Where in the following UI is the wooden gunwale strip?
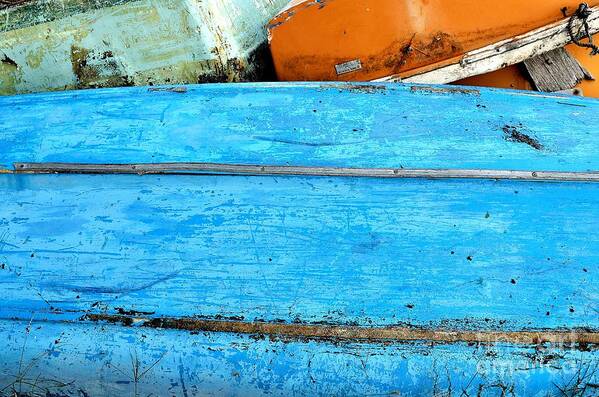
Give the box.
[86,314,599,345]
[10,162,599,182]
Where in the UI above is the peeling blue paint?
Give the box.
[1,83,598,171]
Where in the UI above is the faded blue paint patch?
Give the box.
[0,173,597,331]
[1,83,599,171]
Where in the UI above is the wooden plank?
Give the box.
[1,173,597,331]
[2,82,599,395]
[1,174,598,394]
[374,6,599,84]
[1,83,599,172]
[524,48,594,92]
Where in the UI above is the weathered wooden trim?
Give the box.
[12,162,599,182]
[374,6,599,84]
[86,314,599,346]
[524,47,594,92]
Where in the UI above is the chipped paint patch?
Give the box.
[410,85,481,95]
[148,86,187,93]
[0,53,20,94]
[503,124,544,150]
[70,45,132,88]
[320,83,387,93]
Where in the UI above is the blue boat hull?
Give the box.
[0,83,598,396]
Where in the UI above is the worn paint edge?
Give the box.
[10,162,599,182]
[85,314,599,347]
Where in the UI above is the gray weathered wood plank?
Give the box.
[524,48,594,92]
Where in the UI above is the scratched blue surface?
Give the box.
[0,82,599,171]
[1,174,598,331]
[1,83,599,396]
[1,319,596,397]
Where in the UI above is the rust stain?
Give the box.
[410,85,481,95]
[278,33,465,82]
[70,45,133,89]
[70,46,97,86]
[385,32,464,74]
[85,314,599,347]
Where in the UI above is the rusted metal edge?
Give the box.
[86,314,599,346]
[10,162,599,182]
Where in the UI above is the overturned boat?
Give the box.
[0,82,598,395]
[0,0,289,95]
[269,0,599,96]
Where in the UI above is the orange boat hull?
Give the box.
[269,0,599,96]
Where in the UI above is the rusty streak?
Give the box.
[11,162,599,182]
[85,314,599,346]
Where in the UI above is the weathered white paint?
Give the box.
[0,0,288,94]
[374,6,599,84]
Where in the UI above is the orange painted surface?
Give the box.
[456,67,534,92]
[268,0,599,95]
